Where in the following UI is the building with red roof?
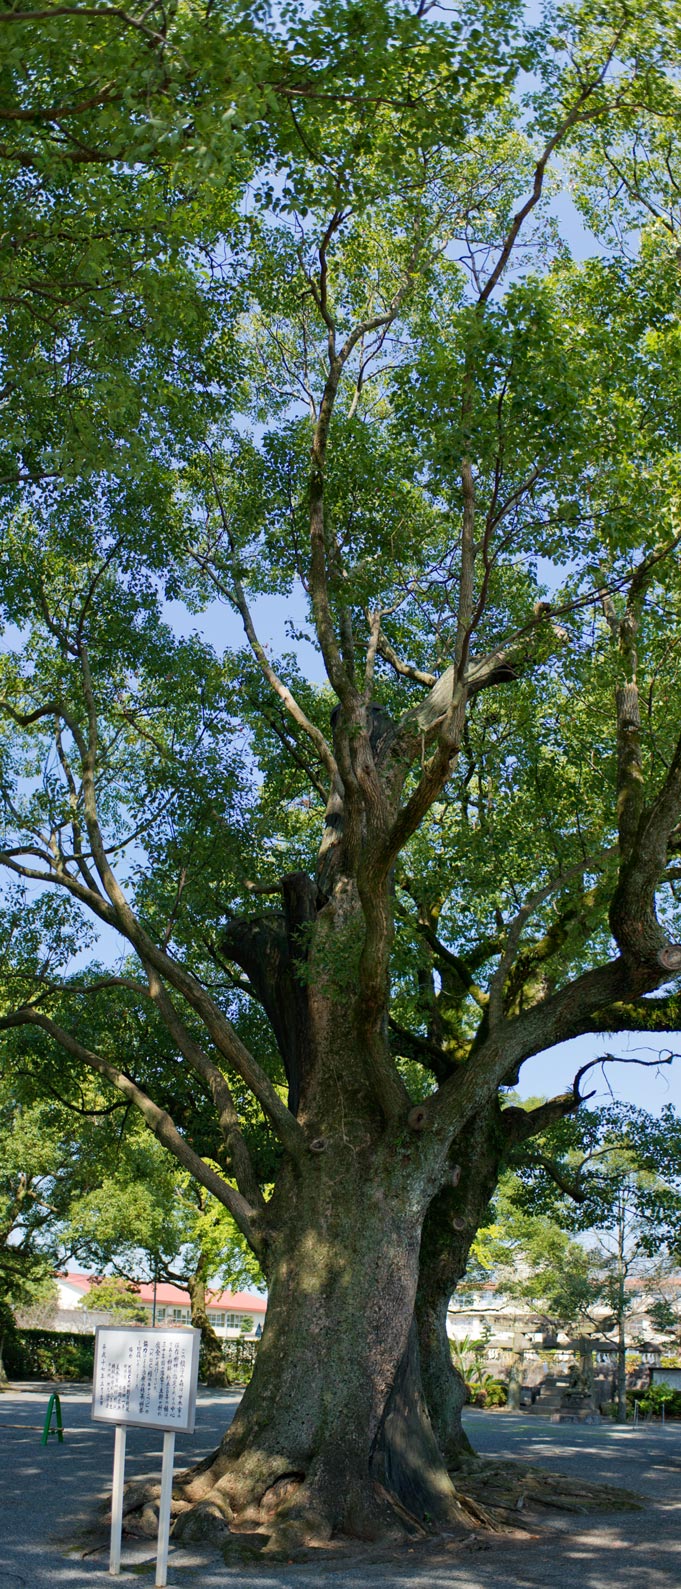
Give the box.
[55,1272,267,1337]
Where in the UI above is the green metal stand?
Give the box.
[41,1392,64,1445]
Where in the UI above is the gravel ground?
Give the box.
[1,1383,679,1588]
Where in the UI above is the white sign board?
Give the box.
[92,1326,200,1433]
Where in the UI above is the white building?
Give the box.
[55,1273,267,1337]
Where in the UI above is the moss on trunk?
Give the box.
[171,1132,468,1551]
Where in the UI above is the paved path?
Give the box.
[1,1384,679,1587]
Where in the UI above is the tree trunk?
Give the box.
[578,1341,596,1410]
[616,1317,628,1423]
[173,1135,468,1552]
[416,1100,506,1468]
[187,1268,227,1388]
[615,1212,628,1422]
[0,1304,15,1390]
[506,1356,522,1411]
[416,1244,473,1469]
[203,883,508,1549]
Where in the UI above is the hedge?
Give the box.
[5,1328,95,1381]
[6,1328,259,1384]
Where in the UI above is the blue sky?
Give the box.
[5,20,679,1122]
[163,578,681,1120]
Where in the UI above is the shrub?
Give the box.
[220,1336,258,1384]
[5,1329,95,1380]
[8,1326,260,1387]
[465,1374,507,1408]
[482,1380,508,1408]
[635,1383,681,1418]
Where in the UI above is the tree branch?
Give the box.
[196,459,338,784]
[0,1008,261,1251]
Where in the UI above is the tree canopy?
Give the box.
[2,0,681,1550]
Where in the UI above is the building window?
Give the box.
[207,1311,225,1327]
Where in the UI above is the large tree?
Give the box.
[3,0,681,1552]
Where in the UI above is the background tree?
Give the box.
[69,1130,264,1382]
[80,1274,147,1323]
[0,1084,62,1384]
[2,0,681,1552]
[499,1103,681,1419]
[0,1047,131,1378]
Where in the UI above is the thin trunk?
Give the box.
[187,1267,227,1388]
[506,1355,522,1411]
[615,1200,628,1422]
[616,1316,627,1422]
[579,1341,596,1409]
[0,1305,14,1390]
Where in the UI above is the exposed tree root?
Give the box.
[113,1448,643,1560]
[450,1456,643,1531]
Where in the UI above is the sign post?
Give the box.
[109,1424,126,1575]
[156,1430,176,1588]
[91,1326,200,1583]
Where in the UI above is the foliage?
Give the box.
[633,1383,681,1418]
[4,1328,95,1382]
[489,1209,602,1338]
[0,1067,99,1318]
[481,1103,681,1420]
[80,1275,147,1322]
[4,1324,258,1386]
[449,1332,489,1381]
[647,1299,679,1336]
[475,1379,508,1408]
[217,1336,259,1387]
[488,1105,681,1342]
[3,0,681,1535]
[66,1125,265,1294]
[449,1331,507,1406]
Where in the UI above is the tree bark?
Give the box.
[197,867,606,1546]
[616,1313,628,1422]
[174,1136,466,1552]
[416,1099,507,1467]
[186,1267,228,1388]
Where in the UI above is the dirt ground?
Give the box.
[1,1382,679,1588]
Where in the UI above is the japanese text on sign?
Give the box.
[91,1327,200,1432]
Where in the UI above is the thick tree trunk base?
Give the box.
[118,1449,642,1560]
[122,1455,412,1558]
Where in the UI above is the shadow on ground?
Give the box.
[1,1388,679,1588]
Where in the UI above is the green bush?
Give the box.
[5,1328,95,1381]
[220,1337,258,1384]
[465,1374,508,1408]
[8,1326,260,1387]
[634,1383,681,1418]
[482,1380,508,1408]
